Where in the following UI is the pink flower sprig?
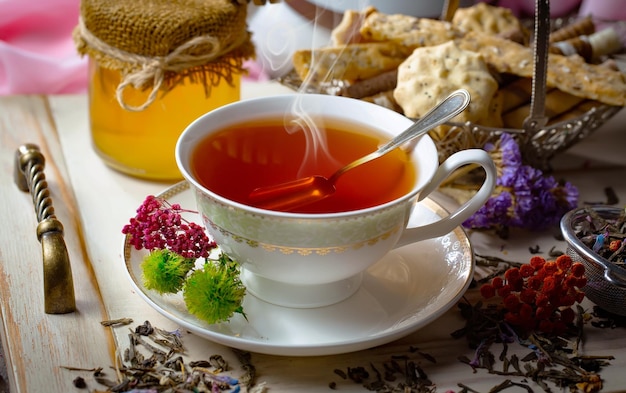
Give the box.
[122,195,216,259]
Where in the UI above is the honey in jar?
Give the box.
[74,0,255,180]
[88,63,241,180]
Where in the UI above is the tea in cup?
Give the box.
[176,94,496,308]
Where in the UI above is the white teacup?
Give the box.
[176,94,495,308]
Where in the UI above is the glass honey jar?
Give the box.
[74,0,255,180]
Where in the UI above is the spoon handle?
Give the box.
[328,89,470,183]
[377,89,470,155]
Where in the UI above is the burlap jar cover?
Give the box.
[73,0,255,111]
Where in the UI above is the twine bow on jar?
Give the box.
[74,0,255,112]
[76,17,248,112]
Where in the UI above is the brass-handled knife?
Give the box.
[14,144,76,314]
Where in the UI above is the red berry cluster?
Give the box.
[122,195,216,259]
[480,255,587,336]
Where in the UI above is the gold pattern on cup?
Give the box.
[208,219,401,256]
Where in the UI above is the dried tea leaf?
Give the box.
[100,318,133,327]
[209,354,229,371]
[134,320,154,336]
[189,360,212,368]
[418,351,437,364]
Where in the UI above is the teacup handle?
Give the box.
[395,149,496,248]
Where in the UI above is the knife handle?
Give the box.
[14,144,76,314]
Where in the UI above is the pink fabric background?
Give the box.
[0,0,88,94]
[0,0,267,95]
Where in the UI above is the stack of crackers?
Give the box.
[290,3,625,138]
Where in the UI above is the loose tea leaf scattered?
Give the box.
[64,320,260,392]
[329,350,437,392]
[547,246,563,258]
[100,318,133,327]
[72,376,86,389]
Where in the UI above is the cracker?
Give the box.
[452,2,528,43]
[292,41,412,83]
[393,41,499,123]
[360,11,457,49]
[457,31,626,106]
[330,6,376,46]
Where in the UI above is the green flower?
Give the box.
[141,249,195,294]
[183,254,247,324]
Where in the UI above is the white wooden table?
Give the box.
[1,82,626,392]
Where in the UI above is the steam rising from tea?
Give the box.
[250,3,364,181]
[237,1,416,212]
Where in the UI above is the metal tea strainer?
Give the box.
[560,206,626,316]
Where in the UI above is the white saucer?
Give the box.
[123,181,474,356]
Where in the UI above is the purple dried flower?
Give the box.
[463,190,513,229]
[485,132,522,187]
[509,166,579,230]
[463,133,579,230]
